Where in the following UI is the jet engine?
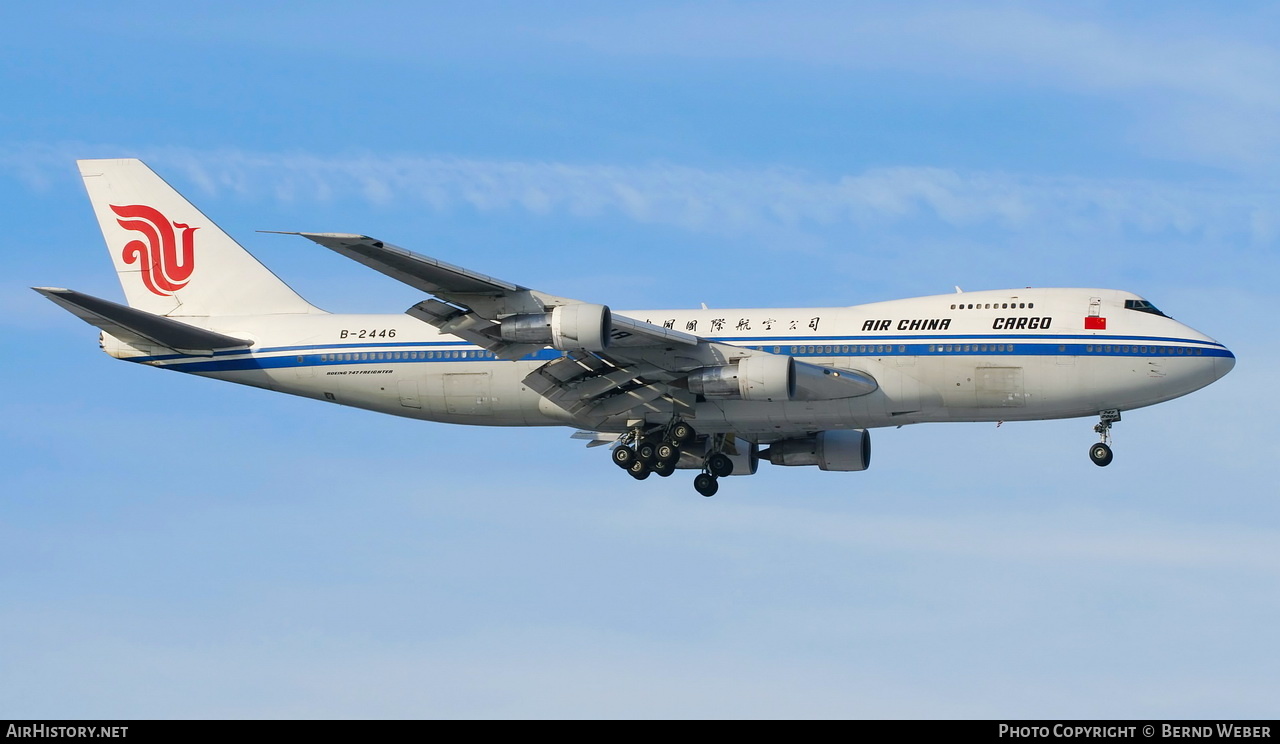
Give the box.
[687,354,795,401]
[688,356,877,402]
[499,303,612,352]
[764,429,871,471]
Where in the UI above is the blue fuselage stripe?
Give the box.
[145,336,1235,373]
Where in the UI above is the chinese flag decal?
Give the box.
[1085,316,1107,330]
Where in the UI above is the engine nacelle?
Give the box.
[723,441,760,476]
[765,429,871,472]
[499,303,612,352]
[687,354,795,401]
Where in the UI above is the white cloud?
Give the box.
[4,144,1278,247]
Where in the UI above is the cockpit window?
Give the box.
[1124,299,1169,317]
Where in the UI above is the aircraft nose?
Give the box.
[1214,348,1236,381]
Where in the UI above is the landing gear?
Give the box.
[706,452,733,478]
[1090,409,1121,467]
[671,422,695,446]
[612,420,696,484]
[609,421,750,497]
[612,445,636,469]
[628,459,651,480]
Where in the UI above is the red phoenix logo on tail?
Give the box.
[110,204,198,297]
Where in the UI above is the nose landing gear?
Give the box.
[1090,409,1120,467]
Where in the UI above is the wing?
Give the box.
[287,232,875,430]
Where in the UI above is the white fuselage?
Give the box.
[104,287,1234,441]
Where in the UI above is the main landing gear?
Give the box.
[1089,409,1120,467]
[611,421,730,496]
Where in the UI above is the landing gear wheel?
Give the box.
[706,452,734,478]
[628,459,651,480]
[612,445,636,469]
[652,460,676,477]
[656,442,679,463]
[1090,409,1120,467]
[694,473,719,497]
[636,442,657,464]
[671,422,695,446]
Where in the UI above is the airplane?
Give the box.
[36,159,1236,497]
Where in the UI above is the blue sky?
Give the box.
[2,1,1277,719]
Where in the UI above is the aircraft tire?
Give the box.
[636,442,657,464]
[612,445,636,469]
[1089,442,1114,467]
[707,453,734,478]
[628,459,651,480]
[671,422,695,445]
[656,442,679,462]
[694,473,719,497]
[652,460,675,477]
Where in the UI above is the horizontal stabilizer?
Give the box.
[33,287,252,356]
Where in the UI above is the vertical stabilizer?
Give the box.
[78,158,321,317]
